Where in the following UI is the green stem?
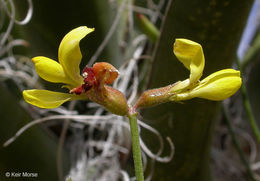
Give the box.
[240,81,260,143]
[236,58,260,144]
[128,112,144,181]
[222,105,256,181]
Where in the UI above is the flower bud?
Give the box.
[137,14,160,43]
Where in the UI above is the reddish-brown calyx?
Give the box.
[70,62,119,95]
[70,62,129,116]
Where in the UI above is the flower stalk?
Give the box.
[128,110,144,181]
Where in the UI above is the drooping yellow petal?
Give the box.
[32,56,77,86]
[197,69,240,87]
[23,89,85,109]
[58,26,94,85]
[191,76,241,100]
[172,69,242,101]
[173,39,205,85]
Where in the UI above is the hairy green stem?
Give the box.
[128,112,144,181]
[236,58,260,144]
[222,105,256,181]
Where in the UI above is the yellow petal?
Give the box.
[32,56,76,86]
[173,69,242,101]
[173,39,205,85]
[23,89,81,108]
[192,76,241,101]
[58,26,94,85]
[197,69,240,87]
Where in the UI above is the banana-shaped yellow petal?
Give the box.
[23,89,86,108]
[32,56,77,87]
[58,26,94,85]
[173,39,205,86]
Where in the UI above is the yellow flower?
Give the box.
[170,39,241,101]
[134,39,242,109]
[23,26,93,108]
[23,26,128,115]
